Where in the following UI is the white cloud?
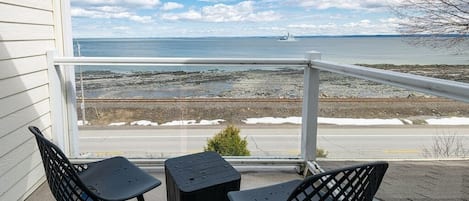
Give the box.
[128,15,153,23]
[379,17,402,24]
[288,24,317,29]
[293,0,391,10]
[161,10,202,20]
[285,18,398,35]
[161,1,280,22]
[344,19,372,28]
[202,1,254,22]
[113,26,130,30]
[93,6,127,12]
[161,2,184,11]
[71,0,160,8]
[340,18,397,34]
[287,23,339,34]
[71,7,153,23]
[198,0,234,2]
[70,0,399,37]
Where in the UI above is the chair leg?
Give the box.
[137,195,145,201]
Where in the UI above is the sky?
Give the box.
[70,0,402,38]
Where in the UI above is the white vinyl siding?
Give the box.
[0,40,56,60]
[0,3,54,25]
[0,0,67,200]
[0,70,50,99]
[1,0,53,11]
[0,22,55,41]
[0,56,48,80]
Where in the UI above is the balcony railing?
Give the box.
[47,51,469,170]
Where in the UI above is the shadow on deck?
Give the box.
[26,160,469,201]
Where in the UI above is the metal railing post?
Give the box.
[64,65,80,157]
[47,51,79,157]
[301,51,321,162]
[46,51,68,153]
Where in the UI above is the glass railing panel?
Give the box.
[317,71,469,159]
[75,65,304,158]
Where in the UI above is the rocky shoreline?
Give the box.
[77,64,469,99]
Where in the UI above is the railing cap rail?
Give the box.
[53,56,310,66]
[312,60,469,103]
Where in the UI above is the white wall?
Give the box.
[0,0,72,200]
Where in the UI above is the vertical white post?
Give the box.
[47,51,79,157]
[46,51,67,152]
[65,67,80,157]
[301,51,321,161]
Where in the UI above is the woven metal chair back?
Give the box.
[288,162,388,201]
[29,126,95,201]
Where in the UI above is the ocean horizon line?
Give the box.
[73,34,468,40]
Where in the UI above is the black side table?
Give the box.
[165,151,241,201]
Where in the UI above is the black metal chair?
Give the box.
[228,162,388,201]
[29,126,161,201]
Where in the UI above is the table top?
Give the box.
[165,151,241,192]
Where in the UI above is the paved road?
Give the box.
[78,126,469,159]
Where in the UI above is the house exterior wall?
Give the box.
[0,0,72,200]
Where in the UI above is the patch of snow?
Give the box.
[425,117,469,125]
[109,122,126,126]
[161,119,225,126]
[243,117,301,124]
[161,120,197,126]
[199,119,225,125]
[242,116,404,125]
[319,117,404,125]
[401,119,413,125]
[77,120,89,126]
[101,117,469,127]
[130,120,158,126]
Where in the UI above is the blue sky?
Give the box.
[70,0,401,38]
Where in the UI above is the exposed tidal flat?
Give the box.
[75,64,469,126]
[77,64,469,99]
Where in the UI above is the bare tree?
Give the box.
[392,0,469,48]
[422,132,469,158]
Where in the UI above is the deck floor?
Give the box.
[26,160,469,201]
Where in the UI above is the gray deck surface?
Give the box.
[26,160,469,201]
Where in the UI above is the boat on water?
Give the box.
[278,32,296,41]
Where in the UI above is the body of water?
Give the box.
[74,36,468,73]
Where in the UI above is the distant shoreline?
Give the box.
[73,34,468,40]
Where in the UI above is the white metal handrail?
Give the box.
[53,56,309,66]
[312,60,469,103]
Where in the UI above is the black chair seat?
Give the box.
[29,126,161,201]
[228,180,303,201]
[228,162,388,201]
[78,156,161,200]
